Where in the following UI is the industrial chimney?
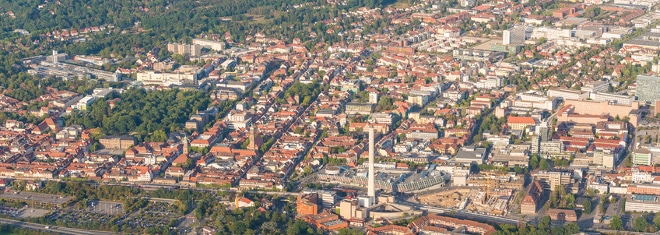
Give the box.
[368,125,375,201]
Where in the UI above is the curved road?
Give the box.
[0,217,114,235]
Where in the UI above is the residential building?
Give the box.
[99,136,136,150]
[593,149,615,170]
[507,116,536,131]
[409,214,497,235]
[345,103,375,115]
[540,140,564,156]
[534,171,572,191]
[167,43,202,56]
[628,184,660,196]
[235,197,255,208]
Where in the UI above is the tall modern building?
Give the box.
[368,125,376,202]
[637,75,660,103]
[503,25,533,45]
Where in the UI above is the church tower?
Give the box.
[183,135,189,155]
[248,125,257,150]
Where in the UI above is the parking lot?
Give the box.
[17,207,50,218]
[88,200,123,215]
[118,202,180,231]
[50,209,117,228]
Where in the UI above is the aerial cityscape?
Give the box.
[0,0,660,234]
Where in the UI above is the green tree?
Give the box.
[182,158,194,169]
[539,158,550,170]
[152,130,167,142]
[583,199,592,214]
[530,154,540,169]
[633,216,649,232]
[653,214,660,229]
[539,216,551,231]
[240,139,250,149]
[303,166,312,176]
[564,222,579,234]
[610,215,623,230]
[565,194,575,209]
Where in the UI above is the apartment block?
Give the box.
[167,43,202,57]
[534,171,572,191]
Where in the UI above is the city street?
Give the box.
[0,217,114,235]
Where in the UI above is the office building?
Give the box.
[302,189,337,208]
[339,199,368,220]
[547,88,589,100]
[297,193,319,215]
[633,148,653,166]
[503,25,532,45]
[590,92,635,106]
[192,39,226,51]
[625,194,660,213]
[581,81,610,93]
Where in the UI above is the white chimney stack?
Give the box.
[368,125,376,200]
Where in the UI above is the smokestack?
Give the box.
[368,125,375,200]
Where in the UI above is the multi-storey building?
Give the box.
[633,148,653,166]
[167,43,202,56]
[297,193,319,216]
[521,181,544,214]
[590,92,635,106]
[581,81,610,93]
[99,135,136,150]
[625,194,660,213]
[534,171,572,191]
[507,116,537,131]
[546,88,589,100]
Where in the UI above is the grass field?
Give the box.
[390,0,412,9]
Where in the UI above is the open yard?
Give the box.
[418,188,472,208]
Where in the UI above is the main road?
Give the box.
[0,217,114,235]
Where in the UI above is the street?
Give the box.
[0,217,114,235]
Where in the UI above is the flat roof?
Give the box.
[0,192,73,205]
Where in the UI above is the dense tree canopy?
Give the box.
[496,216,579,235]
[65,88,210,138]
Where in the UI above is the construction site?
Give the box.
[417,187,516,217]
[418,188,472,209]
[465,189,514,216]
